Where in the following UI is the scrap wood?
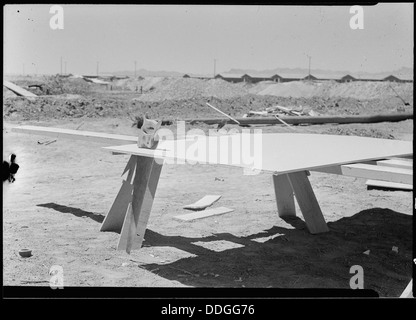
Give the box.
[183,195,222,210]
[206,102,241,125]
[3,80,38,97]
[174,207,234,221]
[274,115,296,130]
[37,139,57,145]
[247,110,268,117]
[366,179,412,191]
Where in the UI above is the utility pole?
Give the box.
[134,61,137,78]
[307,55,311,80]
[60,56,63,75]
[64,61,67,74]
[213,58,216,78]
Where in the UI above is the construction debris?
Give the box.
[3,80,38,97]
[184,195,222,211]
[174,207,234,221]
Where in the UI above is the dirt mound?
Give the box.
[3,96,130,120]
[256,81,413,101]
[257,81,321,98]
[136,78,250,102]
[113,77,166,92]
[324,127,396,139]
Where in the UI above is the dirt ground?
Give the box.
[2,76,413,297]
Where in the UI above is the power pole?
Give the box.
[60,56,63,75]
[64,61,67,74]
[307,55,311,80]
[213,58,216,78]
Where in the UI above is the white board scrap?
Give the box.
[174,207,234,221]
[3,80,38,97]
[183,195,222,210]
[366,179,413,191]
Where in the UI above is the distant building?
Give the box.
[270,74,284,82]
[241,74,254,83]
[383,75,403,83]
[215,73,245,83]
[339,74,356,83]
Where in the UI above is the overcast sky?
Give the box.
[3,4,414,75]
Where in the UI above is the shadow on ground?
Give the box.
[37,202,105,223]
[138,208,412,297]
[35,202,412,297]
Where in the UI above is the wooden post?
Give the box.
[272,174,296,217]
[286,171,329,234]
[100,179,133,233]
[117,156,163,253]
[134,158,163,248]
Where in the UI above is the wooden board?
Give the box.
[174,207,234,221]
[3,81,38,97]
[376,159,413,169]
[183,195,222,210]
[12,125,137,145]
[366,180,413,191]
[313,163,413,184]
[103,133,412,174]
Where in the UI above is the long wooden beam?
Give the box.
[376,159,413,169]
[311,163,413,184]
[182,112,413,126]
[12,125,137,145]
[3,81,38,97]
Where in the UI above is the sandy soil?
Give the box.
[2,116,413,297]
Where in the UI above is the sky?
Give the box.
[3,4,414,76]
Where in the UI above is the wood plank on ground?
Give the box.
[183,195,222,210]
[3,80,38,97]
[376,159,413,169]
[174,207,234,221]
[312,163,413,184]
[366,179,413,190]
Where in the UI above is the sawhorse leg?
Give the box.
[273,171,329,234]
[100,155,163,253]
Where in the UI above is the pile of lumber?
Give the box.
[244,105,319,118]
